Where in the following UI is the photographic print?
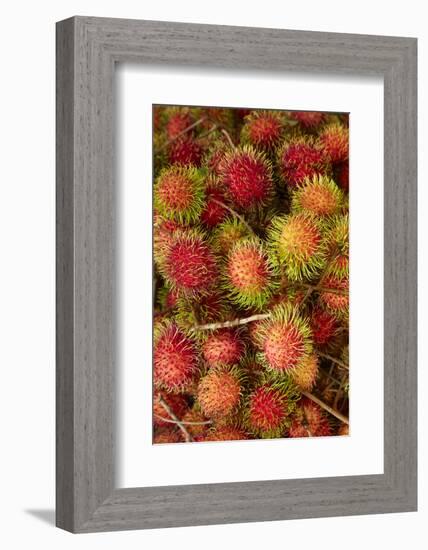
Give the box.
[153,105,349,444]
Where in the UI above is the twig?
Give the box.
[302,391,349,425]
[154,413,213,427]
[198,124,218,140]
[221,128,237,150]
[159,117,206,151]
[210,198,255,235]
[157,396,193,442]
[193,312,271,331]
[318,352,349,370]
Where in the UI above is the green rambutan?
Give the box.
[255,304,313,373]
[154,165,205,224]
[289,110,327,130]
[203,425,250,442]
[202,329,245,368]
[223,238,277,309]
[154,321,200,392]
[245,383,293,438]
[291,175,345,217]
[219,145,274,210]
[290,353,319,391]
[153,391,188,427]
[153,427,183,444]
[268,213,328,281]
[197,366,243,419]
[324,214,349,278]
[240,110,285,150]
[159,229,218,297]
[319,123,349,164]
[288,397,332,438]
[168,136,202,166]
[212,217,250,256]
[277,136,330,188]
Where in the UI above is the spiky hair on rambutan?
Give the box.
[153,427,183,444]
[154,320,200,392]
[219,145,274,211]
[202,329,245,369]
[277,135,330,188]
[158,228,219,298]
[288,397,332,438]
[153,217,187,269]
[154,165,205,224]
[181,407,210,438]
[153,391,189,428]
[202,138,229,175]
[318,273,349,320]
[222,238,277,310]
[324,214,349,279]
[244,380,297,438]
[197,366,244,420]
[318,123,349,164]
[200,175,229,228]
[175,290,231,330]
[291,175,345,218]
[310,306,339,345]
[289,110,327,130]
[268,212,328,281]
[164,106,194,139]
[203,425,250,442]
[168,136,202,166]
[212,217,251,256]
[289,353,319,391]
[240,110,286,151]
[254,303,313,374]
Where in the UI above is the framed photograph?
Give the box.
[56,16,417,532]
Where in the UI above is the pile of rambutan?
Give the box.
[153,105,349,444]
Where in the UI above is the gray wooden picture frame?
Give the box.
[56,16,417,533]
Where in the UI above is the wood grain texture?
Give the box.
[56,16,417,533]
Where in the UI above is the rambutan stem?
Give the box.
[318,352,349,370]
[194,312,271,331]
[154,413,213,427]
[302,391,349,425]
[210,198,255,235]
[221,128,237,150]
[160,117,206,151]
[158,396,194,442]
[198,124,218,139]
[301,284,348,296]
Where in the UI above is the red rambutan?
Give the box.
[166,108,193,139]
[334,161,349,192]
[289,110,327,130]
[200,177,229,228]
[153,391,188,427]
[197,367,243,419]
[154,321,200,392]
[181,408,210,438]
[241,110,285,150]
[153,427,183,444]
[338,423,349,436]
[290,353,319,391]
[291,175,344,217]
[289,397,332,438]
[319,274,349,319]
[168,136,202,166]
[219,146,274,210]
[319,123,349,164]
[246,384,290,438]
[310,307,338,345]
[278,136,329,188]
[202,329,245,368]
[203,425,249,442]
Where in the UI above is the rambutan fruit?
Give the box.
[334,161,349,192]
[240,110,285,151]
[268,213,328,281]
[154,321,200,392]
[319,274,349,319]
[212,217,250,256]
[324,214,349,278]
[175,290,230,330]
[291,175,345,217]
[159,229,218,297]
[245,383,293,438]
[290,353,319,391]
[338,423,349,436]
[310,306,338,345]
[197,367,243,419]
[318,123,349,164]
[203,425,249,442]
[181,407,210,438]
[165,107,193,139]
[223,238,277,309]
[289,110,327,130]
[219,145,274,210]
[277,136,330,188]
[255,304,313,373]
[168,136,202,166]
[154,166,205,224]
[153,217,186,269]
[153,427,183,444]
[203,139,229,175]
[288,397,332,438]
[153,391,188,427]
[200,176,229,228]
[202,329,245,368]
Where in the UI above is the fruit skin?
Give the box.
[240,110,285,151]
[197,367,243,419]
[153,391,188,427]
[219,145,274,210]
[319,274,349,319]
[154,165,205,224]
[290,353,319,391]
[289,110,327,130]
[245,383,295,438]
[165,107,193,139]
[154,321,200,392]
[319,123,349,164]
[153,217,186,269]
[212,217,250,256]
[291,175,345,217]
[324,214,349,279]
[288,397,332,438]
[202,329,245,368]
[310,307,338,345]
[203,425,249,441]
[159,229,218,298]
[268,213,328,281]
[277,136,330,188]
[168,136,202,166]
[200,176,229,228]
[255,304,313,373]
[181,408,210,438]
[153,427,183,444]
[338,423,349,436]
[223,238,277,309]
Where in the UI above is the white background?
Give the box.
[118,67,383,487]
[0,1,425,549]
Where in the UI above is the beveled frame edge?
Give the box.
[56,16,417,533]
